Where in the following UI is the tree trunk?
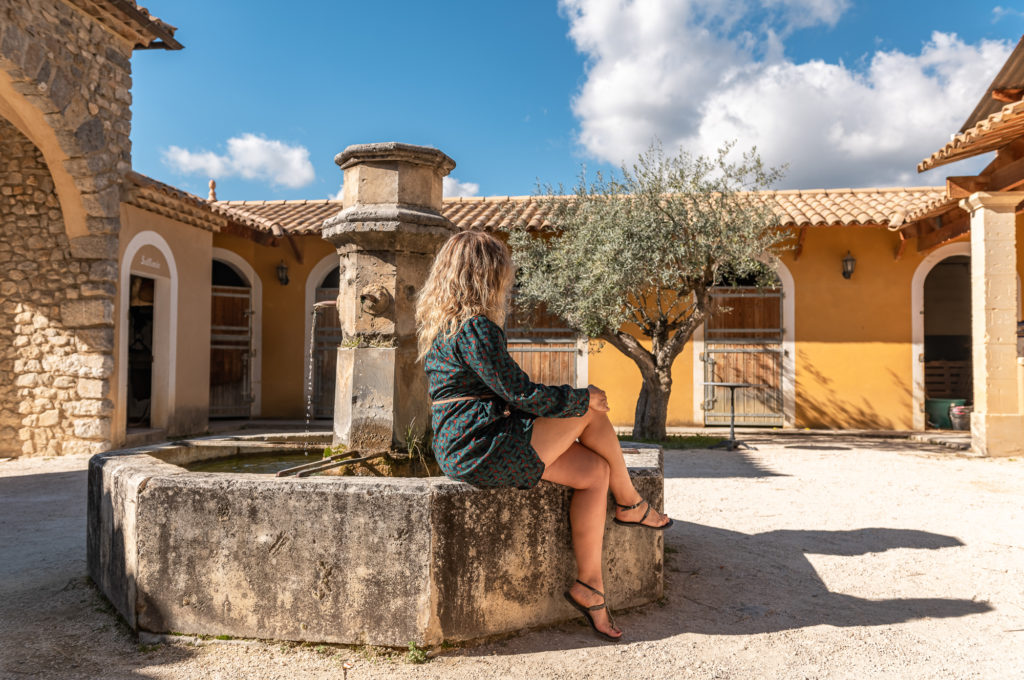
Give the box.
[631,367,672,441]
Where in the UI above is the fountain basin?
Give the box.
[87,435,665,646]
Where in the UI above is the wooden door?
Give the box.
[210,285,252,418]
[312,287,341,419]
[703,286,784,426]
[508,339,578,387]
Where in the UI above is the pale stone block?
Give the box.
[38,410,59,427]
[60,298,113,328]
[68,399,114,417]
[77,378,106,399]
[74,417,111,440]
[971,413,1024,457]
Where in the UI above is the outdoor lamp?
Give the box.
[276,260,290,286]
[841,251,856,279]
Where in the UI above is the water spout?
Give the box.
[303,305,324,454]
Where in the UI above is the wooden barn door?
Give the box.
[506,294,581,387]
[508,338,578,386]
[703,286,784,426]
[210,285,253,418]
[313,286,341,419]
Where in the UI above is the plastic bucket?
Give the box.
[949,405,972,431]
[925,398,966,429]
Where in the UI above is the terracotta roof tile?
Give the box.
[198,187,946,236]
[213,199,341,237]
[919,97,1024,172]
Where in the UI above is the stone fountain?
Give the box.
[86,143,665,647]
[321,142,456,452]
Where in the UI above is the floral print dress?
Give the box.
[425,315,590,489]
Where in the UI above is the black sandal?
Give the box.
[563,579,622,642]
[613,498,674,530]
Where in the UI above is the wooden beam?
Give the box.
[894,230,908,261]
[946,175,989,198]
[284,232,304,265]
[986,137,1024,174]
[917,212,970,252]
[220,222,279,246]
[988,154,1024,191]
[793,226,807,261]
[992,87,1024,103]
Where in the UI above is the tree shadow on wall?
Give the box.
[797,358,913,430]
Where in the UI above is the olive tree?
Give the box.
[505,143,787,440]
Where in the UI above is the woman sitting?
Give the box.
[416,230,671,641]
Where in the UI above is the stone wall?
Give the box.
[0,118,113,456]
[0,0,139,455]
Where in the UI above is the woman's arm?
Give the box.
[456,316,590,418]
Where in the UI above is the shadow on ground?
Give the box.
[458,521,990,657]
[661,448,787,478]
[0,467,198,678]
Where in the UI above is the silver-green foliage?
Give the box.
[505,142,788,437]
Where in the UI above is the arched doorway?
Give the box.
[922,255,972,428]
[119,232,178,436]
[209,258,255,418]
[310,267,341,419]
[702,266,786,427]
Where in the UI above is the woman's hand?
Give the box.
[587,385,610,413]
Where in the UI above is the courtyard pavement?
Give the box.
[0,435,1021,679]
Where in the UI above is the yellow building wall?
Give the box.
[213,232,336,419]
[587,226,958,431]
[588,339,695,428]
[115,205,213,444]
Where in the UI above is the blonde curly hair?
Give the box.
[416,230,514,361]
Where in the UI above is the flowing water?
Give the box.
[303,300,335,454]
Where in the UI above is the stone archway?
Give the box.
[0,117,112,456]
[0,0,173,455]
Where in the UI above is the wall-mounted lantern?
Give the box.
[276,260,290,286]
[841,251,856,279]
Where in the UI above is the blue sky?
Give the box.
[131,1,1024,201]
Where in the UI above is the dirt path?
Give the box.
[1,437,1022,679]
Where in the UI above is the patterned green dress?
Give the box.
[425,315,590,489]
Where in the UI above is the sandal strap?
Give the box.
[574,579,606,599]
[616,497,648,511]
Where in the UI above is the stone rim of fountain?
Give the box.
[87,436,665,647]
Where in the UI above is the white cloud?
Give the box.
[443,176,481,197]
[163,133,315,189]
[993,6,1024,22]
[561,0,1012,188]
[329,183,344,201]
[761,0,849,28]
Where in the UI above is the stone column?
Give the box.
[321,143,456,450]
[960,191,1024,456]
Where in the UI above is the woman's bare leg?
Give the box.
[532,408,670,527]
[538,442,620,639]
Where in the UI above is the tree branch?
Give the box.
[600,330,656,376]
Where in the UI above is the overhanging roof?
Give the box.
[960,34,1024,133]
[918,98,1024,172]
[67,0,182,50]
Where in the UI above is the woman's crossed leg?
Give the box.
[532,406,671,639]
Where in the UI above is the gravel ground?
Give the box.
[1,436,1022,680]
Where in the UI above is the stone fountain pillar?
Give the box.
[321,143,457,450]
